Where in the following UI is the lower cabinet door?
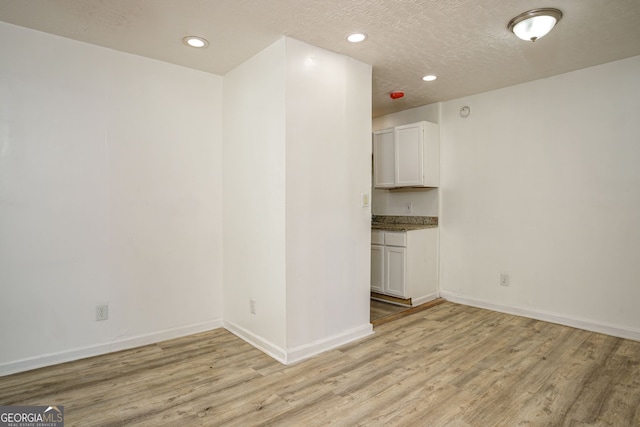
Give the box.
[385,246,406,297]
[370,245,384,293]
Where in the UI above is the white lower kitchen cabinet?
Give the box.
[384,246,406,296]
[370,244,384,294]
[371,228,438,306]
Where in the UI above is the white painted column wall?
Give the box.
[222,39,288,356]
[223,38,373,363]
[284,38,373,357]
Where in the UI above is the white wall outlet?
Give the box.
[96,304,109,321]
[250,299,256,315]
[500,273,510,287]
[405,202,413,213]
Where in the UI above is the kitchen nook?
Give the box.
[371,119,440,314]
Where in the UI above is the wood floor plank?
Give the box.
[369,299,406,321]
[2,302,639,426]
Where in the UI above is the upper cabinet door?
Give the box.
[373,128,395,188]
[395,123,424,186]
[372,121,439,189]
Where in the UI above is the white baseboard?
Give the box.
[370,296,411,307]
[285,323,374,365]
[223,320,287,363]
[0,319,223,377]
[224,320,374,365]
[440,291,640,342]
[412,292,439,307]
[2,318,374,376]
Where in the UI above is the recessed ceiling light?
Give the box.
[183,36,209,48]
[422,75,437,82]
[347,33,367,43]
[508,8,563,42]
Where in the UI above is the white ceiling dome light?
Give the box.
[508,8,563,42]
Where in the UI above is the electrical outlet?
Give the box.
[405,202,413,213]
[96,304,109,321]
[500,273,510,287]
[250,299,256,315]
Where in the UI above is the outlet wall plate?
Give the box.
[96,304,109,321]
[500,273,510,287]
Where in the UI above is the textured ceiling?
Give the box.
[1,0,640,117]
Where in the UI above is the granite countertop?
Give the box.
[371,222,437,231]
[371,215,438,231]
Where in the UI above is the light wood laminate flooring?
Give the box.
[370,299,406,321]
[2,302,639,426]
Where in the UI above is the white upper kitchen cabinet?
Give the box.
[373,121,439,188]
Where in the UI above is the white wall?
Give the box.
[439,55,640,339]
[372,103,439,130]
[223,39,288,355]
[284,38,373,354]
[223,37,372,363]
[0,22,224,375]
[371,104,440,217]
